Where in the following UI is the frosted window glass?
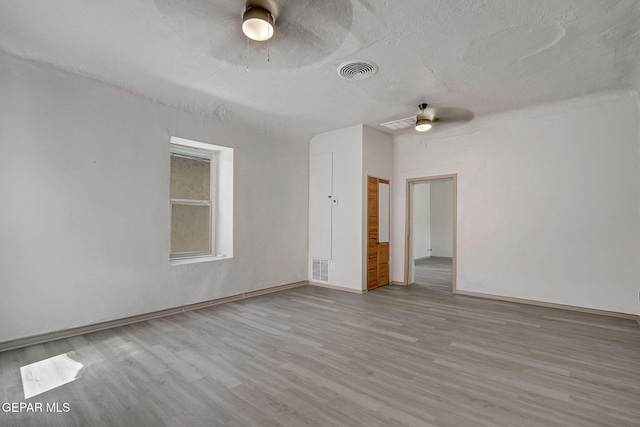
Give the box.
[171,204,210,254]
[170,155,210,201]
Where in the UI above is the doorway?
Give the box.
[404,174,457,292]
[367,176,390,290]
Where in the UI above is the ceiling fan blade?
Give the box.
[428,106,474,123]
[380,104,474,132]
[154,0,353,69]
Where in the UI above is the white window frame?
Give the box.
[169,137,233,265]
[169,146,217,260]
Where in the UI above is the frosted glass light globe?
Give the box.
[242,7,274,41]
[415,120,433,132]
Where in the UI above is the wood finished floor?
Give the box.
[1,284,640,426]
[414,257,453,291]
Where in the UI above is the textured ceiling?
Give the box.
[2,0,639,139]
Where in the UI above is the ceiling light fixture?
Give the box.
[415,103,434,132]
[242,6,275,41]
[415,118,433,132]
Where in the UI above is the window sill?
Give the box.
[169,255,232,266]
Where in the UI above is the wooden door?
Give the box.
[367,176,390,290]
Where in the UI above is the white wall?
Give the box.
[0,54,309,342]
[309,125,363,290]
[363,126,394,181]
[362,126,394,289]
[307,125,392,291]
[308,153,333,260]
[412,183,431,259]
[392,90,640,315]
[430,179,454,257]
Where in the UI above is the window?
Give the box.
[170,137,233,263]
[170,146,215,258]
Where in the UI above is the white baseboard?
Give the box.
[0,281,307,353]
[308,281,366,294]
[454,289,638,321]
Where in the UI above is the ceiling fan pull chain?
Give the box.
[267,13,273,63]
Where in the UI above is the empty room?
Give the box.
[1,0,640,426]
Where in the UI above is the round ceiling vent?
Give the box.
[337,60,378,80]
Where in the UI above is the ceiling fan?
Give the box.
[155,0,353,70]
[381,103,474,133]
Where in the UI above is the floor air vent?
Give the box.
[312,259,329,282]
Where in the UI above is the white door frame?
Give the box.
[404,174,457,292]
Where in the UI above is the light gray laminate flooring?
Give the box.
[1,284,639,426]
[414,257,453,291]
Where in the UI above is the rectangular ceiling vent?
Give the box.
[312,258,329,282]
[380,116,415,131]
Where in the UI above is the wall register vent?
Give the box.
[312,259,329,282]
[380,116,416,131]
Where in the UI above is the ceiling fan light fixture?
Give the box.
[415,118,433,132]
[242,6,275,41]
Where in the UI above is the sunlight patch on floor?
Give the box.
[20,352,83,399]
